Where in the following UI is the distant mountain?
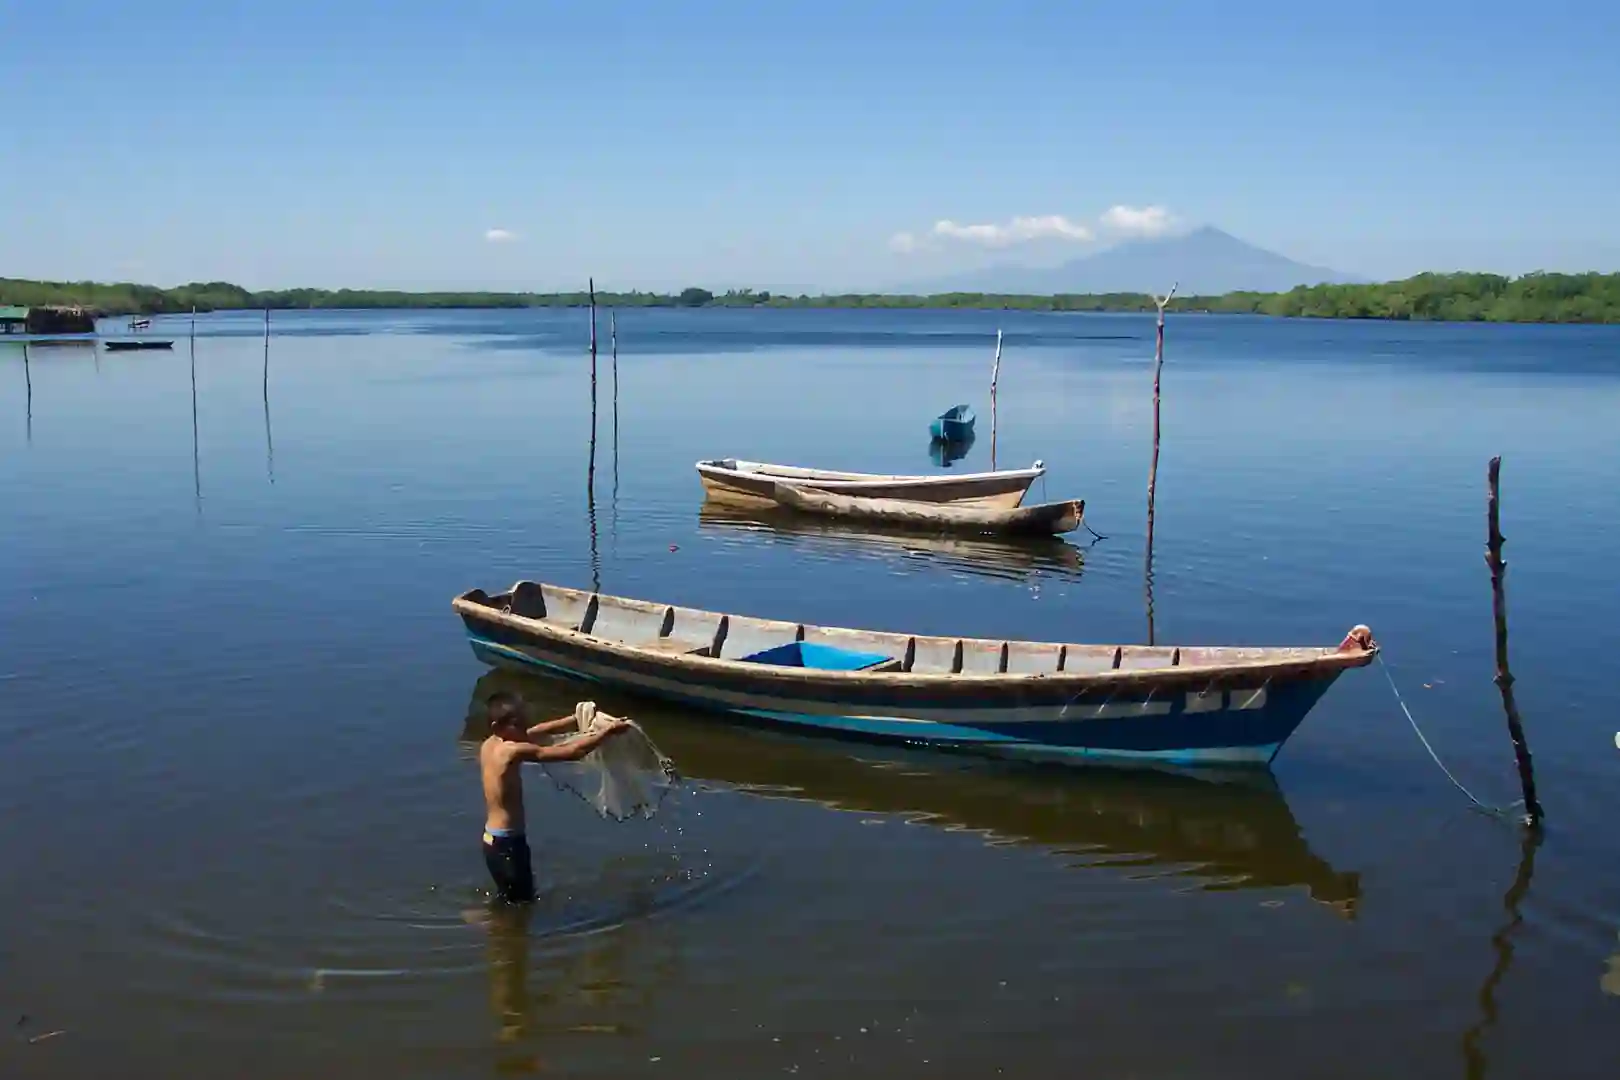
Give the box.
[898,226,1362,296]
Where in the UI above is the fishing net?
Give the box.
[541,702,680,821]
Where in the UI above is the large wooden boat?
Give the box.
[452,581,1378,767]
[696,458,1044,510]
[770,482,1084,536]
[464,666,1362,913]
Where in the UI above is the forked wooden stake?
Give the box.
[1486,456,1543,826]
[1144,283,1177,566]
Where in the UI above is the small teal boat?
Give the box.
[929,404,976,442]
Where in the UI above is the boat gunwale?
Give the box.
[451,587,1377,692]
[697,459,1043,488]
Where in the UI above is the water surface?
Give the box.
[3,308,1619,1077]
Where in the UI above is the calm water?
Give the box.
[3,308,1619,1078]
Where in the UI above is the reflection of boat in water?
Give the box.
[464,669,1361,913]
[930,433,975,467]
[697,500,1085,583]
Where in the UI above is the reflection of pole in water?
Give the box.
[1460,827,1540,1080]
[586,281,600,593]
[264,383,276,485]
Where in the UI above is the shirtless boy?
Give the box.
[479,690,630,903]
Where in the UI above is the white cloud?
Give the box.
[1098,205,1173,237]
[484,228,517,243]
[888,231,919,254]
[930,214,1094,247]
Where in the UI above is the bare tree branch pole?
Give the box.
[1143,282,1178,646]
[1486,456,1544,827]
[989,328,1003,471]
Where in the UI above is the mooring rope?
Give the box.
[1378,653,1526,821]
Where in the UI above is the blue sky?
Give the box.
[4,1,1618,291]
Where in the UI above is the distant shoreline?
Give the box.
[3,271,1617,324]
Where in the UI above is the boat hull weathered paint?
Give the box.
[697,458,1043,510]
[771,482,1085,536]
[453,582,1377,768]
[928,404,976,442]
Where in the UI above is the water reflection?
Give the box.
[929,433,975,467]
[698,500,1087,584]
[1461,827,1541,1080]
[466,670,1361,914]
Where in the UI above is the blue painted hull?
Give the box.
[929,405,976,443]
[929,418,976,442]
[461,623,1343,767]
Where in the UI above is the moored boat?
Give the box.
[697,457,1044,509]
[770,482,1084,536]
[928,403,976,442]
[104,340,174,351]
[452,581,1378,767]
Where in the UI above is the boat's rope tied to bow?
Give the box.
[1375,652,1526,823]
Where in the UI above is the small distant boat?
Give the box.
[127,318,152,331]
[104,340,174,351]
[770,482,1084,537]
[697,458,1043,510]
[452,580,1379,767]
[928,404,976,442]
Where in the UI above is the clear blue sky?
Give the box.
[4,1,1618,291]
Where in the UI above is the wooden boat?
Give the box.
[464,667,1362,912]
[928,403,976,442]
[127,318,152,331]
[771,482,1084,536]
[696,502,1085,582]
[104,340,174,351]
[452,581,1379,767]
[697,458,1044,510]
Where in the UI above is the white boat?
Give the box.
[696,458,1045,510]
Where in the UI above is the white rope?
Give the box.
[1378,653,1525,821]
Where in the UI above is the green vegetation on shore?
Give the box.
[4,271,1618,324]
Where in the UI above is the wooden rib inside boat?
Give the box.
[696,457,1044,509]
[770,482,1084,536]
[453,580,1378,768]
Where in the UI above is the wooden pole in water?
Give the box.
[610,309,619,534]
[22,341,31,443]
[989,328,1002,470]
[586,280,600,593]
[1144,283,1178,569]
[1486,456,1543,827]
